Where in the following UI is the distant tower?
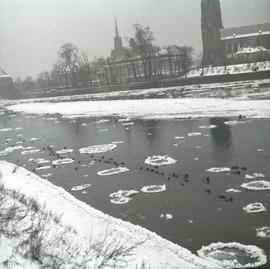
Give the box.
[201,0,225,65]
[111,18,124,59]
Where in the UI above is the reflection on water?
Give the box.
[209,118,233,161]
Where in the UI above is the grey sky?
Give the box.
[1,0,270,79]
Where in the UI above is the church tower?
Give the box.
[201,0,225,65]
[111,18,124,59]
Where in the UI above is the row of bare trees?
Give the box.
[15,24,196,92]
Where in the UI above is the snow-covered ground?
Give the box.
[0,161,221,269]
[5,98,270,120]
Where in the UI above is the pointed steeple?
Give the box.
[115,17,119,37]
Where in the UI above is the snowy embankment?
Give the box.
[0,161,220,269]
[7,98,270,119]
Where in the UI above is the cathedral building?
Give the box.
[110,18,125,59]
[201,0,270,66]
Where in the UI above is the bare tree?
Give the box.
[81,51,93,86]
[58,42,79,88]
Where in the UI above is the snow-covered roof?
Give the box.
[221,22,270,40]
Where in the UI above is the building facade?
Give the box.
[201,0,270,65]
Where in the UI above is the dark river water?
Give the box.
[1,109,270,268]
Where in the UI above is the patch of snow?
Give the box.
[97,167,129,176]
[71,184,91,191]
[141,184,166,193]
[243,202,267,213]
[207,167,231,173]
[145,155,177,166]
[79,144,117,154]
[197,242,267,268]
[241,180,270,191]
[52,158,74,165]
[109,190,139,204]
[256,227,270,239]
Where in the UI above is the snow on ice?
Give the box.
[21,149,40,155]
[197,242,267,268]
[0,146,23,156]
[188,132,202,137]
[141,184,166,193]
[28,158,50,164]
[199,125,217,129]
[241,180,270,191]
[109,190,139,204]
[245,173,265,179]
[52,158,74,165]
[0,128,13,132]
[160,213,173,220]
[226,188,242,193]
[243,202,267,213]
[97,167,129,176]
[71,184,91,191]
[256,227,270,239]
[145,155,177,166]
[35,166,51,171]
[79,144,117,154]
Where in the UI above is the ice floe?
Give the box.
[256,227,270,239]
[98,128,109,132]
[30,137,41,141]
[241,180,270,191]
[52,158,74,165]
[71,184,91,191]
[257,149,265,152]
[0,128,13,132]
[97,167,129,176]
[197,242,267,268]
[226,188,242,193]
[145,155,177,166]
[92,119,110,124]
[79,144,117,154]
[21,149,40,155]
[245,173,265,179]
[0,146,23,156]
[28,158,50,164]
[141,184,166,193]
[122,122,134,126]
[199,125,217,129]
[41,173,52,178]
[36,166,51,171]
[160,213,173,220]
[111,141,124,144]
[56,149,73,154]
[109,190,139,204]
[188,132,202,137]
[243,202,266,213]
[174,136,185,140]
[206,167,231,173]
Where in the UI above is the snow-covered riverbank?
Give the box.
[6,98,270,120]
[0,161,220,269]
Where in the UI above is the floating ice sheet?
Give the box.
[197,242,267,268]
[141,184,166,193]
[28,158,50,164]
[30,137,41,141]
[145,155,177,166]
[112,141,124,144]
[36,166,51,171]
[241,180,270,191]
[109,189,139,204]
[122,122,134,126]
[174,136,185,140]
[243,202,266,213]
[0,128,13,132]
[52,158,74,165]
[56,149,73,154]
[97,167,129,176]
[207,167,231,173]
[71,184,91,191]
[79,144,117,154]
[256,227,270,239]
[226,188,242,193]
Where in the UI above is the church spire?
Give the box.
[115,17,119,37]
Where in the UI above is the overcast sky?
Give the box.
[1,0,270,79]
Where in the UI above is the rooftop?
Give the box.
[221,22,270,40]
